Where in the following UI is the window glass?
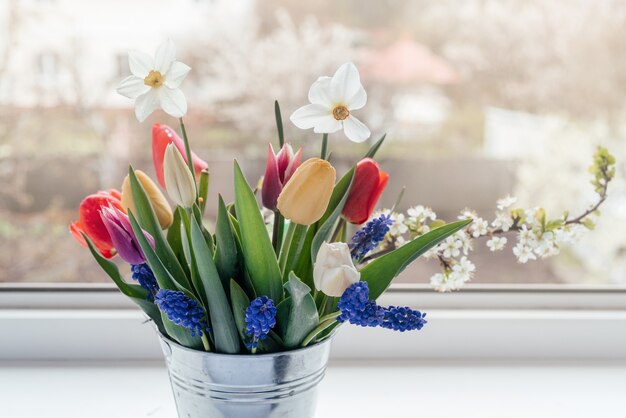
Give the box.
[0,0,623,286]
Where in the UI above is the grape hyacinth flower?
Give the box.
[155,290,208,337]
[337,282,427,332]
[349,213,393,261]
[244,296,277,351]
[131,263,159,299]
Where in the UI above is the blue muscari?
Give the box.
[155,289,208,337]
[245,296,277,349]
[338,282,427,332]
[131,263,159,299]
[349,214,393,260]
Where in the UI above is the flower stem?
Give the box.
[201,334,211,352]
[272,211,284,256]
[178,117,197,185]
[301,317,338,347]
[317,294,329,316]
[319,311,341,323]
[320,133,329,160]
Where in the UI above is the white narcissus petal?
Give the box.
[290,104,331,129]
[116,76,150,99]
[343,115,371,143]
[134,89,160,122]
[159,87,187,118]
[165,61,191,89]
[307,76,333,107]
[313,115,342,134]
[128,50,152,78]
[330,62,362,104]
[154,39,176,74]
[346,85,367,110]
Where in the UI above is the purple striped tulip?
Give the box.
[100,205,155,265]
[262,143,303,211]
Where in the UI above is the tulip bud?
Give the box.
[313,242,361,297]
[121,170,173,229]
[342,158,389,224]
[69,190,124,258]
[100,205,155,265]
[164,143,197,207]
[152,123,208,188]
[276,158,336,225]
[262,143,303,210]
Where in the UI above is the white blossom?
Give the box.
[407,205,436,222]
[117,40,190,122]
[513,243,537,263]
[492,212,514,232]
[290,62,370,143]
[497,195,517,211]
[486,236,507,251]
[441,236,463,258]
[469,217,489,238]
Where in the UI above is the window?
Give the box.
[0,0,624,290]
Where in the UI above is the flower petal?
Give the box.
[128,50,152,77]
[159,87,187,118]
[117,76,150,99]
[346,85,367,110]
[313,116,342,134]
[154,39,176,74]
[343,115,370,143]
[290,104,331,129]
[330,62,364,104]
[135,89,160,122]
[165,61,191,89]
[308,76,333,107]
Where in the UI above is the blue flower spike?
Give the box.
[131,263,159,299]
[338,282,427,332]
[349,214,393,261]
[155,289,208,337]
[245,296,277,353]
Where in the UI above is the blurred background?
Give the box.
[0,0,625,286]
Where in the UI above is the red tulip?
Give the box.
[262,143,303,210]
[69,190,124,258]
[152,123,208,188]
[342,158,389,224]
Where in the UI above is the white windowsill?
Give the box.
[2,359,625,418]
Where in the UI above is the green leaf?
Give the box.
[233,161,283,302]
[229,279,250,346]
[276,272,319,348]
[128,167,191,291]
[214,195,239,290]
[83,234,166,335]
[274,100,285,147]
[160,312,203,349]
[361,219,473,300]
[189,216,241,354]
[311,168,355,263]
[281,223,308,282]
[166,208,191,278]
[363,133,386,159]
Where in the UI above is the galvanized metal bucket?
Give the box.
[158,334,332,418]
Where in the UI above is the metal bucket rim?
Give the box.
[157,332,332,359]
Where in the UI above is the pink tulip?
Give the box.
[262,143,303,211]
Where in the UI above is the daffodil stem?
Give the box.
[178,117,197,186]
[321,133,329,160]
[272,210,284,256]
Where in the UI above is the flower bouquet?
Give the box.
[70,41,615,418]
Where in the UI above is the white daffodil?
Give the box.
[290,62,371,143]
[117,40,190,122]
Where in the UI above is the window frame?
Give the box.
[1,283,625,362]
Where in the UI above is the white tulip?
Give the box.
[290,62,371,143]
[116,39,190,122]
[313,242,360,297]
[163,143,196,207]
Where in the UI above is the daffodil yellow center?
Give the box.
[332,105,350,121]
[144,70,165,88]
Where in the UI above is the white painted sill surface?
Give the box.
[2,360,625,418]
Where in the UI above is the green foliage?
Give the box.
[214,195,239,290]
[589,146,616,194]
[233,161,283,302]
[361,219,473,299]
[275,273,319,348]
